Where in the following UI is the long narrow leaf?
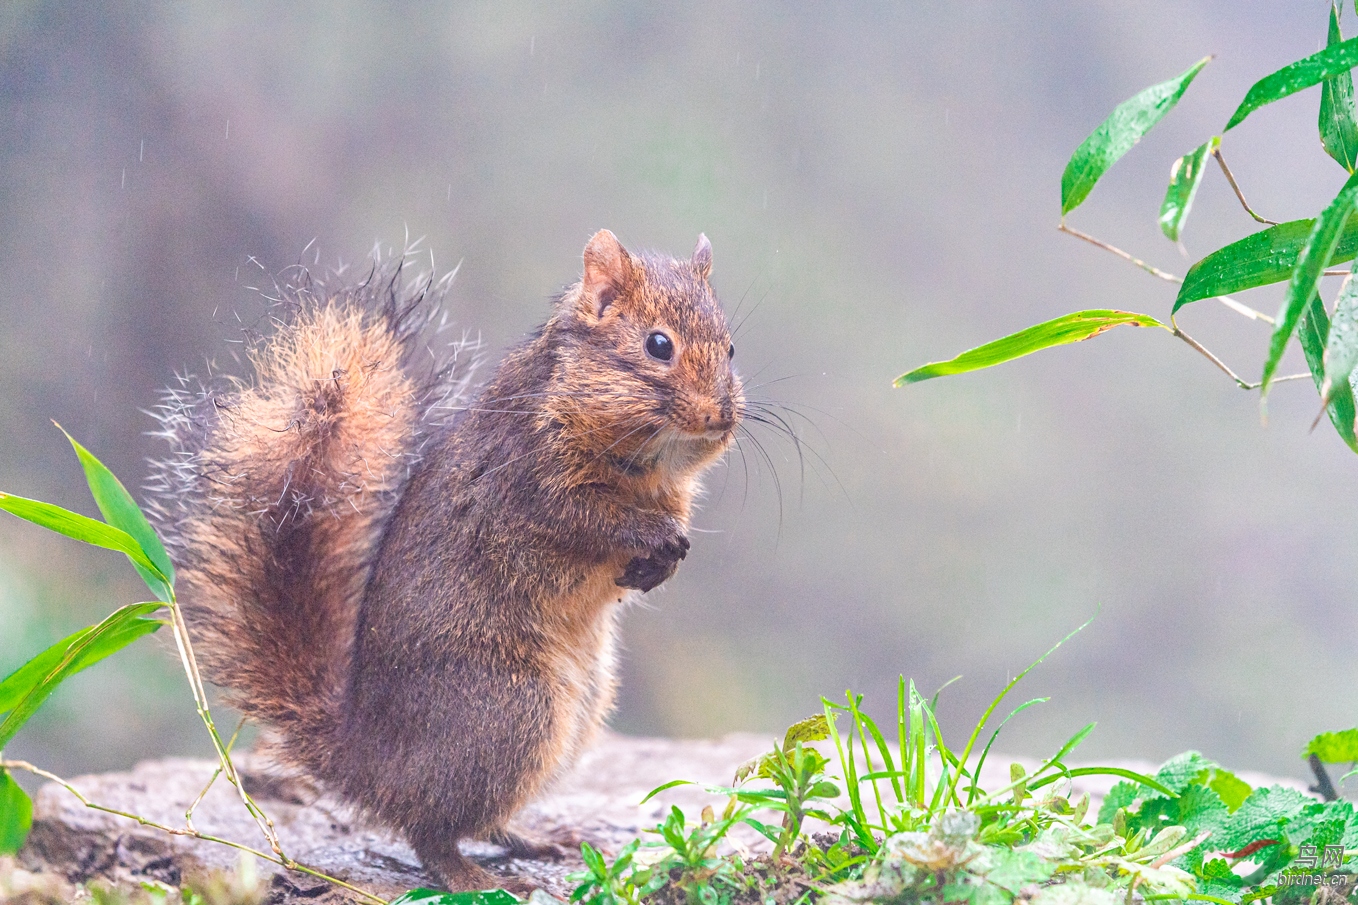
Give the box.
[0,494,169,588]
[60,427,175,601]
[1262,173,1358,397]
[0,611,165,713]
[897,311,1167,385]
[1298,293,1358,450]
[1322,266,1358,406]
[1227,34,1358,131]
[1322,3,1358,173]
[968,697,1049,805]
[0,770,32,855]
[1160,137,1220,242]
[1061,57,1211,215]
[1174,214,1358,312]
[0,602,166,751]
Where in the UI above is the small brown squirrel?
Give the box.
[147,230,743,892]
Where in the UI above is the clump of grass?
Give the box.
[568,626,1358,905]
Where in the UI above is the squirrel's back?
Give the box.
[147,262,472,775]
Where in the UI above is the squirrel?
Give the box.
[147,229,744,893]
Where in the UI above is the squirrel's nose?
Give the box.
[704,410,735,433]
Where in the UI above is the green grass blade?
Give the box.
[1299,292,1358,450]
[0,602,166,752]
[948,619,1092,809]
[0,770,32,855]
[857,702,903,803]
[1046,722,1097,766]
[848,693,888,827]
[389,891,519,905]
[59,427,175,601]
[1322,3,1358,173]
[1061,57,1211,215]
[1160,136,1220,242]
[968,697,1049,805]
[0,494,170,590]
[639,779,694,804]
[897,310,1168,385]
[908,681,926,807]
[1262,173,1358,399]
[1026,766,1178,798]
[1227,34,1358,131]
[824,698,873,842]
[1174,214,1358,312]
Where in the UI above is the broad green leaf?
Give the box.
[0,770,32,855]
[1298,293,1358,450]
[1322,265,1358,403]
[1207,768,1254,813]
[1322,4,1358,173]
[1305,728,1358,762]
[1061,57,1211,215]
[0,494,169,590]
[0,602,166,752]
[1227,34,1358,131]
[1175,214,1358,312]
[387,891,519,905]
[1160,136,1220,241]
[1262,174,1358,397]
[1221,786,1312,851]
[781,714,829,751]
[897,310,1167,385]
[984,847,1056,895]
[60,428,174,601]
[0,605,165,715]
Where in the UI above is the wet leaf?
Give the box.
[897,311,1167,385]
[782,714,829,751]
[389,889,520,905]
[1262,174,1358,398]
[1322,265,1358,404]
[1228,34,1358,131]
[0,493,169,590]
[1061,57,1211,215]
[1160,137,1219,242]
[1298,294,1358,450]
[1322,3,1358,172]
[1174,214,1358,312]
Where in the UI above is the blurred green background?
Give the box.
[1,2,1352,785]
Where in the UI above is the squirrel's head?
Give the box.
[546,229,744,482]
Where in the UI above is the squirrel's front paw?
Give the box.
[616,534,689,592]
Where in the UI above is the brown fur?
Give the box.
[149,232,743,892]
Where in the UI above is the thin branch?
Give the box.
[1169,324,1307,389]
[186,717,245,832]
[0,759,387,905]
[1057,223,1181,282]
[1212,148,1280,225]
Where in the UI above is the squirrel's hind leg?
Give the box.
[484,826,578,861]
[411,836,534,896]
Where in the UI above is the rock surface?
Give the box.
[16,732,1308,904]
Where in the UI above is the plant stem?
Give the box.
[1212,148,1279,226]
[1057,223,1181,282]
[0,758,387,905]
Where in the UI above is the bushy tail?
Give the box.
[147,258,473,776]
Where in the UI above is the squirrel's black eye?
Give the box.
[645,331,674,362]
[728,343,735,359]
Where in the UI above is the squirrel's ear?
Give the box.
[581,229,635,319]
[692,233,712,280]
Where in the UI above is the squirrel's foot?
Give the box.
[616,534,689,592]
[416,840,534,895]
[485,827,576,861]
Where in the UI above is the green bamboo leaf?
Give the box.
[0,494,169,590]
[1228,34,1358,131]
[0,605,166,715]
[1262,173,1358,398]
[1322,4,1358,173]
[0,602,166,752]
[1160,136,1220,241]
[0,770,32,855]
[1322,263,1358,403]
[1304,728,1358,762]
[1061,57,1211,216]
[1174,214,1358,312]
[896,310,1168,385]
[58,427,174,601]
[1298,293,1358,450]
